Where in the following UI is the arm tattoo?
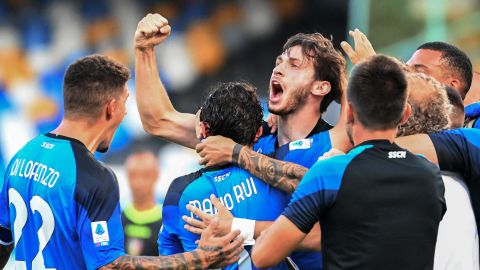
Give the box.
[0,243,14,268]
[99,248,216,270]
[233,144,307,194]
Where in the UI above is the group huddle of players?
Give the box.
[1,12,479,270]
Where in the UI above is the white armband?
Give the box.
[231,218,256,245]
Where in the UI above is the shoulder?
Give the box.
[164,169,204,207]
[72,145,119,220]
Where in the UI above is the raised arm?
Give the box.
[196,137,307,194]
[135,13,198,149]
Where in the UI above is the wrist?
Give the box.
[135,46,155,54]
[231,218,255,245]
[192,248,212,269]
[232,144,243,165]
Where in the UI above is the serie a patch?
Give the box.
[91,221,110,247]
[289,138,313,150]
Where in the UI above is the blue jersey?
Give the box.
[429,128,480,245]
[253,119,332,269]
[160,165,291,270]
[0,133,125,270]
[465,102,480,128]
[283,140,445,269]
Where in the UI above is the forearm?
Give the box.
[135,48,174,131]
[254,221,273,239]
[0,243,13,268]
[99,251,208,270]
[135,48,198,148]
[233,144,307,194]
[297,223,321,251]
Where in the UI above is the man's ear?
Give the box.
[105,99,117,121]
[312,81,331,97]
[254,125,263,143]
[399,103,412,126]
[448,78,463,98]
[346,103,355,124]
[199,121,209,139]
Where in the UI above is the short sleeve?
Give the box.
[74,168,125,270]
[158,193,184,255]
[282,155,350,234]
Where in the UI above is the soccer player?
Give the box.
[0,55,243,269]
[121,151,163,256]
[407,41,473,100]
[252,55,446,269]
[160,81,295,269]
[398,73,478,269]
[134,13,348,269]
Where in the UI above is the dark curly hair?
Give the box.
[398,73,451,136]
[63,54,130,119]
[283,33,347,113]
[200,81,263,145]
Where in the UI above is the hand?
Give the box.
[318,148,345,161]
[340,28,376,65]
[196,218,244,268]
[267,114,279,134]
[196,136,236,167]
[135,13,171,51]
[183,194,233,237]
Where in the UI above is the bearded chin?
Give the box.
[268,87,310,116]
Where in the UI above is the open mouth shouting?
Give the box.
[270,79,284,103]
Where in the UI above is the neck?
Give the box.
[51,118,106,153]
[351,124,398,146]
[132,197,156,211]
[277,101,322,146]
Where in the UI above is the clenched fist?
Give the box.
[134,13,171,50]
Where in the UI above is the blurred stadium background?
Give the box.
[0,0,479,211]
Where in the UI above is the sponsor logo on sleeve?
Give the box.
[91,221,110,247]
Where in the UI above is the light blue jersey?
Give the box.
[160,165,290,270]
[0,133,125,270]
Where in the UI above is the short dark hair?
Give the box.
[63,54,130,119]
[445,85,465,128]
[200,81,263,145]
[418,41,472,98]
[347,55,408,130]
[283,33,346,113]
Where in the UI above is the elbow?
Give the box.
[251,248,278,268]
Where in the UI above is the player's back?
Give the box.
[179,166,291,270]
[0,133,124,270]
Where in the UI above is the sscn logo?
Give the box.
[388,151,406,159]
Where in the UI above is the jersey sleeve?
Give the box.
[158,191,184,255]
[74,167,125,270]
[429,129,479,179]
[177,180,215,252]
[282,155,348,234]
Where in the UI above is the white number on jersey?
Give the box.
[9,188,56,270]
